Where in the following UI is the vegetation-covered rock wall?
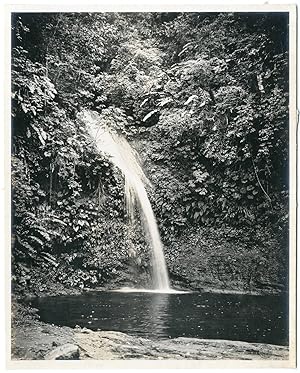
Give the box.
[11,12,289,296]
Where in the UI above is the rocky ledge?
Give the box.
[11,317,289,361]
[75,329,289,360]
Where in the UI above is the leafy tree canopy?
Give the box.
[11,12,289,294]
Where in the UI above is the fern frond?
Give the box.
[43,217,68,226]
[40,251,58,267]
[47,229,63,237]
[19,240,37,255]
[34,229,51,241]
[27,235,44,247]
[30,224,48,233]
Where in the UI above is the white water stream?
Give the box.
[79,110,170,291]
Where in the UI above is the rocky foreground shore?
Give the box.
[11,310,289,361]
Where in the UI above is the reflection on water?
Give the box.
[148,293,170,336]
[94,292,171,337]
[29,291,288,346]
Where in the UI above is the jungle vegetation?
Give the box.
[11,12,289,295]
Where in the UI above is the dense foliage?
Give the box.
[11,12,289,295]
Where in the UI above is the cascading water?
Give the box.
[79,110,170,291]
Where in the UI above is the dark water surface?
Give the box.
[30,291,288,345]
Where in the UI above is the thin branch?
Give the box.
[49,162,54,206]
[251,158,272,204]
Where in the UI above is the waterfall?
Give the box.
[79,110,170,291]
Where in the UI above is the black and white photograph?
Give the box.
[6,4,296,369]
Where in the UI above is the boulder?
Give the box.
[44,343,80,360]
[80,327,92,334]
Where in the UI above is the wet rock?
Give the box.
[41,329,50,334]
[44,343,80,360]
[80,327,92,334]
